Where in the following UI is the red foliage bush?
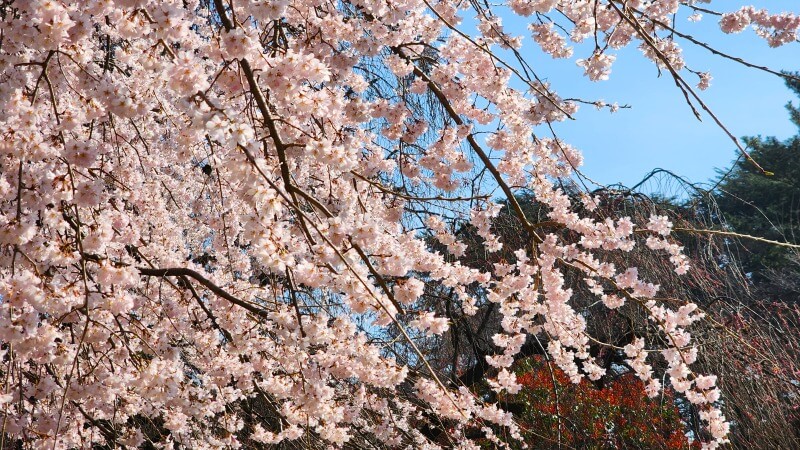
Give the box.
[502,356,698,449]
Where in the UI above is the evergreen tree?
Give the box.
[714,73,800,281]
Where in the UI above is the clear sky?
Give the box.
[473,2,800,193]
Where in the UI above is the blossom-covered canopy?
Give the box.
[0,0,797,448]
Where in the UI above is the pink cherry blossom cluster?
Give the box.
[0,0,795,448]
[530,23,574,59]
[720,7,800,47]
[576,51,617,81]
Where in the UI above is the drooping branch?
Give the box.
[138,267,270,319]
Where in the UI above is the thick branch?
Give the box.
[138,267,269,319]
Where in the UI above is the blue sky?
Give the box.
[470,2,800,192]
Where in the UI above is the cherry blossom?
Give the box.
[0,0,797,448]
